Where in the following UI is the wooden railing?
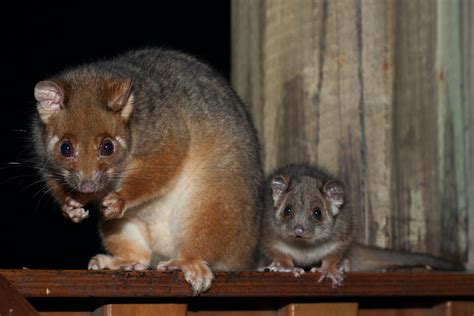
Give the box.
[1,269,474,315]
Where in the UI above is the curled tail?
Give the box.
[346,243,464,272]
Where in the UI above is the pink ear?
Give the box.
[323,179,345,216]
[34,81,65,111]
[107,80,134,121]
[271,175,289,206]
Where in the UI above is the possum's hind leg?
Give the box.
[89,219,152,271]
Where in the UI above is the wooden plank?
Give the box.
[434,0,470,261]
[468,0,474,270]
[0,274,39,316]
[230,0,264,137]
[189,312,275,316]
[40,313,90,316]
[231,0,469,261]
[433,301,474,316]
[2,270,474,298]
[278,303,358,316]
[359,309,431,316]
[93,304,186,316]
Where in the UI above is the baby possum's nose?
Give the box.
[293,225,305,238]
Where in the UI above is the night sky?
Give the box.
[1,1,230,268]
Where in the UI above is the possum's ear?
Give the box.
[271,175,289,206]
[323,180,345,216]
[34,80,66,123]
[107,80,134,122]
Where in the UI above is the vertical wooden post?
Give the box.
[231,0,470,260]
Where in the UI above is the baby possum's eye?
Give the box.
[60,140,74,158]
[283,206,293,217]
[311,207,322,220]
[100,139,115,156]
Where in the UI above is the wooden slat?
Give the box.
[189,312,275,316]
[0,274,40,316]
[93,304,186,316]
[468,0,474,271]
[359,309,431,316]
[40,313,89,316]
[433,301,474,316]
[278,303,358,316]
[1,270,474,298]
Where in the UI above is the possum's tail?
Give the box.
[346,243,464,272]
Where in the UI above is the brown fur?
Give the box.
[32,49,262,294]
[258,164,352,287]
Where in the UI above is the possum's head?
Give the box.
[33,75,134,194]
[270,174,345,244]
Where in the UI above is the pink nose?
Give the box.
[294,225,305,238]
[79,181,97,193]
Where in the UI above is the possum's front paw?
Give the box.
[157,259,214,295]
[62,197,89,223]
[101,192,125,220]
[261,261,305,277]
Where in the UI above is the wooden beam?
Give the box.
[1,270,474,298]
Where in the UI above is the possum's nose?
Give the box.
[293,225,305,238]
[79,181,97,193]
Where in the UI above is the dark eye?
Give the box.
[60,141,74,157]
[283,206,293,217]
[312,208,322,220]
[100,139,114,156]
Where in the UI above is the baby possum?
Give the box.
[259,164,352,287]
[259,164,463,287]
[31,49,262,294]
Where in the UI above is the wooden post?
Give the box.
[231,0,470,260]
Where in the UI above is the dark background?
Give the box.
[1,1,231,268]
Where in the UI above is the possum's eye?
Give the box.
[100,139,114,156]
[312,207,322,220]
[60,141,74,157]
[283,206,293,217]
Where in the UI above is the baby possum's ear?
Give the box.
[323,179,345,216]
[106,79,134,122]
[34,80,67,124]
[271,175,290,206]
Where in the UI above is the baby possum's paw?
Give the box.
[101,192,125,220]
[157,259,214,295]
[88,254,148,271]
[310,265,345,288]
[261,261,305,277]
[62,197,89,223]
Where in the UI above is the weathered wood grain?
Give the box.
[278,303,358,316]
[231,0,470,261]
[468,0,474,270]
[0,274,39,315]
[2,270,474,298]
